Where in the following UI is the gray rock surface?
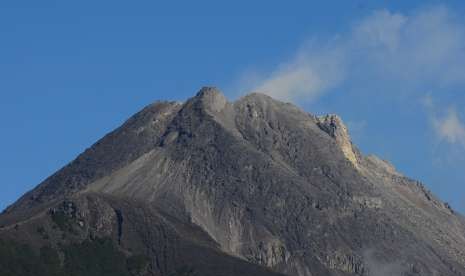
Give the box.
[1,87,465,276]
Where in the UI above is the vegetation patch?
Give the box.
[168,265,198,276]
[0,238,149,276]
[63,237,130,276]
[0,239,62,276]
[36,226,49,240]
[51,211,75,233]
[126,254,150,275]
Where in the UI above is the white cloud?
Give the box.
[423,95,465,149]
[352,6,465,86]
[352,10,406,52]
[244,6,465,103]
[245,40,345,103]
[433,108,465,147]
[252,43,345,102]
[255,62,324,103]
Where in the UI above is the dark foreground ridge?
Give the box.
[1,87,465,276]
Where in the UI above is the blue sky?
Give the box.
[1,1,465,213]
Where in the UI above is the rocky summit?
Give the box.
[1,87,465,276]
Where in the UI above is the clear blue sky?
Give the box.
[1,1,465,213]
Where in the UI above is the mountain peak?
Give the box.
[194,86,228,113]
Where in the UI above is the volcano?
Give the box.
[1,87,464,276]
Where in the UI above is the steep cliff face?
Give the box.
[316,114,360,168]
[1,87,465,276]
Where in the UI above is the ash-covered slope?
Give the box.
[1,87,465,276]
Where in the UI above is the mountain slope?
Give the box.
[1,87,465,276]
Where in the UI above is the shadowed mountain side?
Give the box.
[0,193,286,276]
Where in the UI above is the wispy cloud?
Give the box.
[423,95,465,149]
[352,6,465,86]
[363,249,406,276]
[253,42,345,102]
[243,6,465,103]
[433,108,465,147]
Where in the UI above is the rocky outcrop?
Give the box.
[317,114,360,168]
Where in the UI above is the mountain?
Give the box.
[1,87,465,276]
